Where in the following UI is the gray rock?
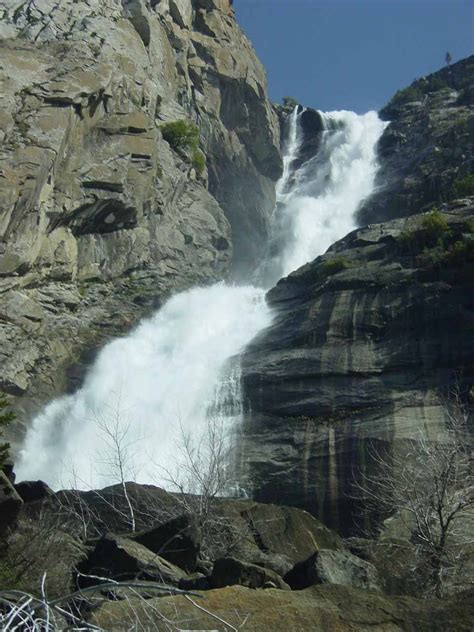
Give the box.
[77,533,186,587]
[132,513,201,573]
[285,549,381,592]
[15,479,53,503]
[211,557,290,590]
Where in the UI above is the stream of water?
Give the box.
[17,108,386,490]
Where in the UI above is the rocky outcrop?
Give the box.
[358,56,474,225]
[0,0,281,433]
[211,557,290,590]
[241,201,474,534]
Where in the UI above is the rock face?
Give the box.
[0,0,281,432]
[241,201,474,534]
[358,56,474,225]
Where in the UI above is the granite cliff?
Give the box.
[358,55,474,224]
[240,60,474,534]
[0,0,281,429]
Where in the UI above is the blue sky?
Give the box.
[235,0,474,113]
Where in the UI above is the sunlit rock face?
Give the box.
[0,0,281,428]
[241,202,474,535]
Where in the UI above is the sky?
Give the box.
[235,0,474,113]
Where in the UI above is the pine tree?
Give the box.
[0,394,14,469]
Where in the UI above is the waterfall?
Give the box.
[260,109,386,286]
[276,106,304,200]
[16,108,386,490]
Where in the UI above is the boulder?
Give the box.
[0,471,23,537]
[211,557,290,590]
[178,572,211,591]
[284,549,381,592]
[77,534,186,588]
[90,583,474,631]
[15,480,53,503]
[132,513,200,573]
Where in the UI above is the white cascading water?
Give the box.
[260,109,386,286]
[17,108,386,490]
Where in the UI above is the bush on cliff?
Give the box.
[161,119,200,152]
[453,173,474,197]
[399,209,451,253]
[321,256,351,275]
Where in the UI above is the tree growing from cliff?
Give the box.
[0,393,14,469]
[357,386,473,597]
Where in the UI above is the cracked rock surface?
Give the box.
[0,0,281,432]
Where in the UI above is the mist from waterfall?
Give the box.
[17,107,386,490]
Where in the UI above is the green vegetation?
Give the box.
[399,209,451,253]
[161,119,206,177]
[0,393,14,469]
[453,174,474,197]
[161,119,200,152]
[282,96,298,109]
[420,208,450,240]
[384,75,450,111]
[399,209,474,271]
[423,235,474,268]
[192,148,206,176]
[464,218,474,233]
[321,256,351,275]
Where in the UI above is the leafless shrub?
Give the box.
[158,415,254,560]
[354,384,473,597]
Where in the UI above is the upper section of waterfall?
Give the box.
[258,108,387,287]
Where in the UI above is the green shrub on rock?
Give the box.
[161,120,206,177]
[322,256,350,275]
[161,119,200,152]
[399,209,451,254]
[453,174,474,197]
[192,148,206,176]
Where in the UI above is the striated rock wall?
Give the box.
[241,201,474,535]
[0,0,281,428]
[358,56,474,225]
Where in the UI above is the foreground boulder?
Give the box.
[211,557,290,590]
[90,583,474,631]
[15,480,52,504]
[284,549,381,592]
[132,513,201,573]
[77,534,186,588]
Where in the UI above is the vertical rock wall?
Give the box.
[0,0,281,429]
